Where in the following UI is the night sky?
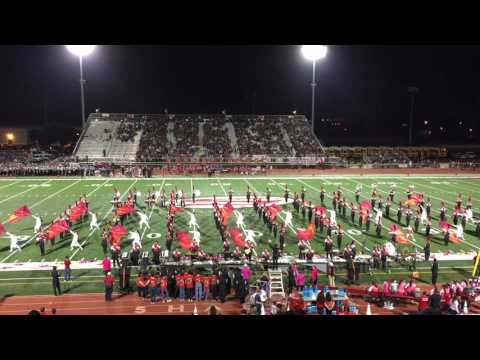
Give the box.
[1,45,479,145]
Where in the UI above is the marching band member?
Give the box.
[6,232,22,252]
[32,214,42,234]
[69,230,83,251]
[137,210,150,230]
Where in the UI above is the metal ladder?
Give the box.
[268,269,285,299]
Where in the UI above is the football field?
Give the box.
[0,174,479,295]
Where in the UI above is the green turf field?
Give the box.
[0,175,478,296]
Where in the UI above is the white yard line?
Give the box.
[70,179,138,260]
[0,179,52,206]
[139,178,165,242]
[0,179,87,263]
[0,180,23,191]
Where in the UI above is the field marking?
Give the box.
[71,179,138,260]
[0,179,108,263]
[0,180,23,191]
[0,175,479,181]
[139,178,165,243]
[0,179,84,261]
[0,179,52,207]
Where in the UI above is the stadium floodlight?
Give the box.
[66,45,96,129]
[301,45,328,133]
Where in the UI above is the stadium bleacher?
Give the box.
[74,113,325,162]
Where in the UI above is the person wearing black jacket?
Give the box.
[431,258,438,286]
[51,266,61,296]
[307,202,313,224]
[424,240,431,262]
[268,240,279,269]
[218,270,228,303]
[287,265,295,294]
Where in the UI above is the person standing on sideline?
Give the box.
[431,258,438,286]
[52,266,61,296]
[150,272,159,304]
[101,227,108,255]
[102,255,111,275]
[327,261,336,287]
[64,256,72,282]
[310,265,318,288]
[424,238,431,262]
[37,230,46,257]
[104,272,114,301]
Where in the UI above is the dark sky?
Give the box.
[1,45,479,144]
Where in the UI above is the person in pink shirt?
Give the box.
[102,255,111,275]
[397,280,406,296]
[241,263,251,283]
[383,279,391,296]
[367,281,379,296]
[405,280,416,296]
[295,271,305,291]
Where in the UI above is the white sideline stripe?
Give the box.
[70,179,138,260]
[0,179,85,263]
[0,175,479,181]
[0,179,52,207]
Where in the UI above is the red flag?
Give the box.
[47,219,70,240]
[404,193,423,208]
[169,206,183,215]
[296,223,315,241]
[109,225,128,244]
[314,205,326,216]
[7,205,32,224]
[266,203,280,220]
[360,201,372,211]
[70,202,88,222]
[221,202,234,225]
[229,228,246,248]
[116,203,135,216]
[449,233,460,244]
[439,220,450,232]
[388,224,410,245]
[0,224,4,236]
[176,230,192,250]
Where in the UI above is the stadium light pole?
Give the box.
[66,45,96,129]
[301,45,328,133]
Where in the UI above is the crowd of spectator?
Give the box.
[136,118,170,162]
[116,118,142,142]
[202,116,232,158]
[174,116,200,156]
[233,115,290,156]
[281,116,323,157]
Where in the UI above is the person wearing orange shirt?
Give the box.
[185,271,194,302]
[194,273,203,301]
[210,273,218,301]
[202,275,211,300]
[160,274,170,303]
[176,273,185,301]
[150,272,159,304]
